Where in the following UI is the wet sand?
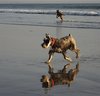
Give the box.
[0,24,100,96]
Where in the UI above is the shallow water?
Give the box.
[0,13,100,29]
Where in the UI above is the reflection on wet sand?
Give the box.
[40,62,80,88]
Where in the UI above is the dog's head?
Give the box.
[41,33,51,49]
[41,34,56,49]
[40,75,50,88]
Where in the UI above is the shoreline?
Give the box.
[0,22,100,29]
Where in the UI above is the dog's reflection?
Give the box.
[40,62,79,88]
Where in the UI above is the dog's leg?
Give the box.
[69,37,80,58]
[48,64,53,74]
[62,52,72,62]
[60,16,63,22]
[71,45,80,58]
[70,43,80,58]
[67,69,74,81]
[75,48,80,58]
[72,48,80,58]
[45,50,54,64]
[47,54,53,64]
[62,63,71,73]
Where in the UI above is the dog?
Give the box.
[41,33,80,64]
[40,63,80,88]
[56,10,64,22]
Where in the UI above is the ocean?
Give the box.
[0,3,100,29]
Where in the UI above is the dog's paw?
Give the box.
[68,59,72,63]
[44,61,50,64]
[65,57,72,62]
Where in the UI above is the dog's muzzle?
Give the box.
[40,79,49,88]
[40,75,46,82]
[42,82,49,88]
[41,43,47,48]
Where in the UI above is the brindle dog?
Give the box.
[40,63,80,88]
[41,33,80,64]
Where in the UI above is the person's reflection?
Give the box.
[40,62,80,88]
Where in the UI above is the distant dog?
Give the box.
[56,10,64,22]
[41,33,80,64]
[40,63,80,88]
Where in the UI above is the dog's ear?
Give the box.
[45,33,50,39]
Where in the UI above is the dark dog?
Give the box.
[56,10,64,22]
[40,63,80,88]
[41,33,80,64]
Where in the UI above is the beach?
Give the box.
[0,23,100,96]
[0,3,100,96]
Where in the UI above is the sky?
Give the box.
[0,0,100,3]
